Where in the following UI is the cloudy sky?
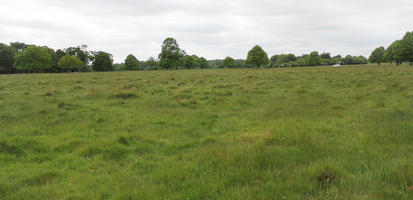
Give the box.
[1,0,412,62]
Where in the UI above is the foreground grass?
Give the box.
[0,65,413,199]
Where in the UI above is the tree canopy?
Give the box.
[58,55,84,72]
[125,54,140,70]
[65,46,90,66]
[91,51,113,71]
[304,51,322,66]
[400,31,413,64]
[199,57,208,69]
[183,55,199,69]
[0,43,17,73]
[158,38,185,70]
[13,45,52,72]
[369,46,385,65]
[10,42,27,52]
[222,57,236,68]
[246,45,269,68]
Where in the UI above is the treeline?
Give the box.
[208,53,367,68]
[369,31,413,65]
[0,43,114,73]
[7,33,411,74]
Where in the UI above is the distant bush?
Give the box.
[58,55,84,72]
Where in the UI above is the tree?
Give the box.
[183,55,199,69]
[158,38,185,70]
[342,55,354,65]
[41,46,60,72]
[304,51,322,66]
[10,42,27,52]
[320,52,331,59]
[221,56,236,68]
[384,40,403,65]
[58,55,83,72]
[199,57,208,69]
[65,46,90,66]
[369,46,385,65]
[245,45,269,68]
[355,56,368,64]
[56,49,66,61]
[400,31,413,65]
[146,57,158,70]
[270,55,279,67]
[332,55,342,64]
[91,51,113,71]
[13,45,52,72]
[0,43,17,73]
[124,54,140,70]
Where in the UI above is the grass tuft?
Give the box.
[110,92,138,99]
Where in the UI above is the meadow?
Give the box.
[0,65,413,199]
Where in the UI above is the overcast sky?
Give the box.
[1,0,412,62]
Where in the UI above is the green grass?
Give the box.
[1,65,413,199]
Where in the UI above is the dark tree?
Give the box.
[369,46,385,65]
[400,31,413,65]
[10,42,27,52]
[91,51,113,71]
[222,56,236,68]
[183,55,199,69]
[199,57,208,69]
[158,38,185,70]
[384,40,403,65]
[125,54,140,70]
[320,52,331,59]
[0,43,17,73]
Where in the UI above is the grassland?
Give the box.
[0,65,413,199]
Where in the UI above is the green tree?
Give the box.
[158,38,185,70]
[58,55,83,72]
[199,57,208,69]
[183,55,199,69]
[245,45,269,68]
[124,54,140,70]
[384,40,403,65]
[369,46,385,65]
[400,31,413,65]
[65,45,90,66]
[0,43,17,73]
[270,55,279,67]
[10,42,27,52]
[304,51,322,66]
[342,55,354,65]
[320,52,331,59]
[222,56,236,68]
[146,57,158,70]
[56,49,66,61]
[356,56,368,64]
[91,51,113,71]
[13,45,52,72]
[41,46,60,72]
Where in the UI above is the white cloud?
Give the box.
[0,0,412,62]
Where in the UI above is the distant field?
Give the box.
[1,65,413,199]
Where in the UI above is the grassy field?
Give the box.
[1,65,413,199]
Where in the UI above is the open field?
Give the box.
[1,65,413,199]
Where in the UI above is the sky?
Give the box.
[0,0,412,63]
